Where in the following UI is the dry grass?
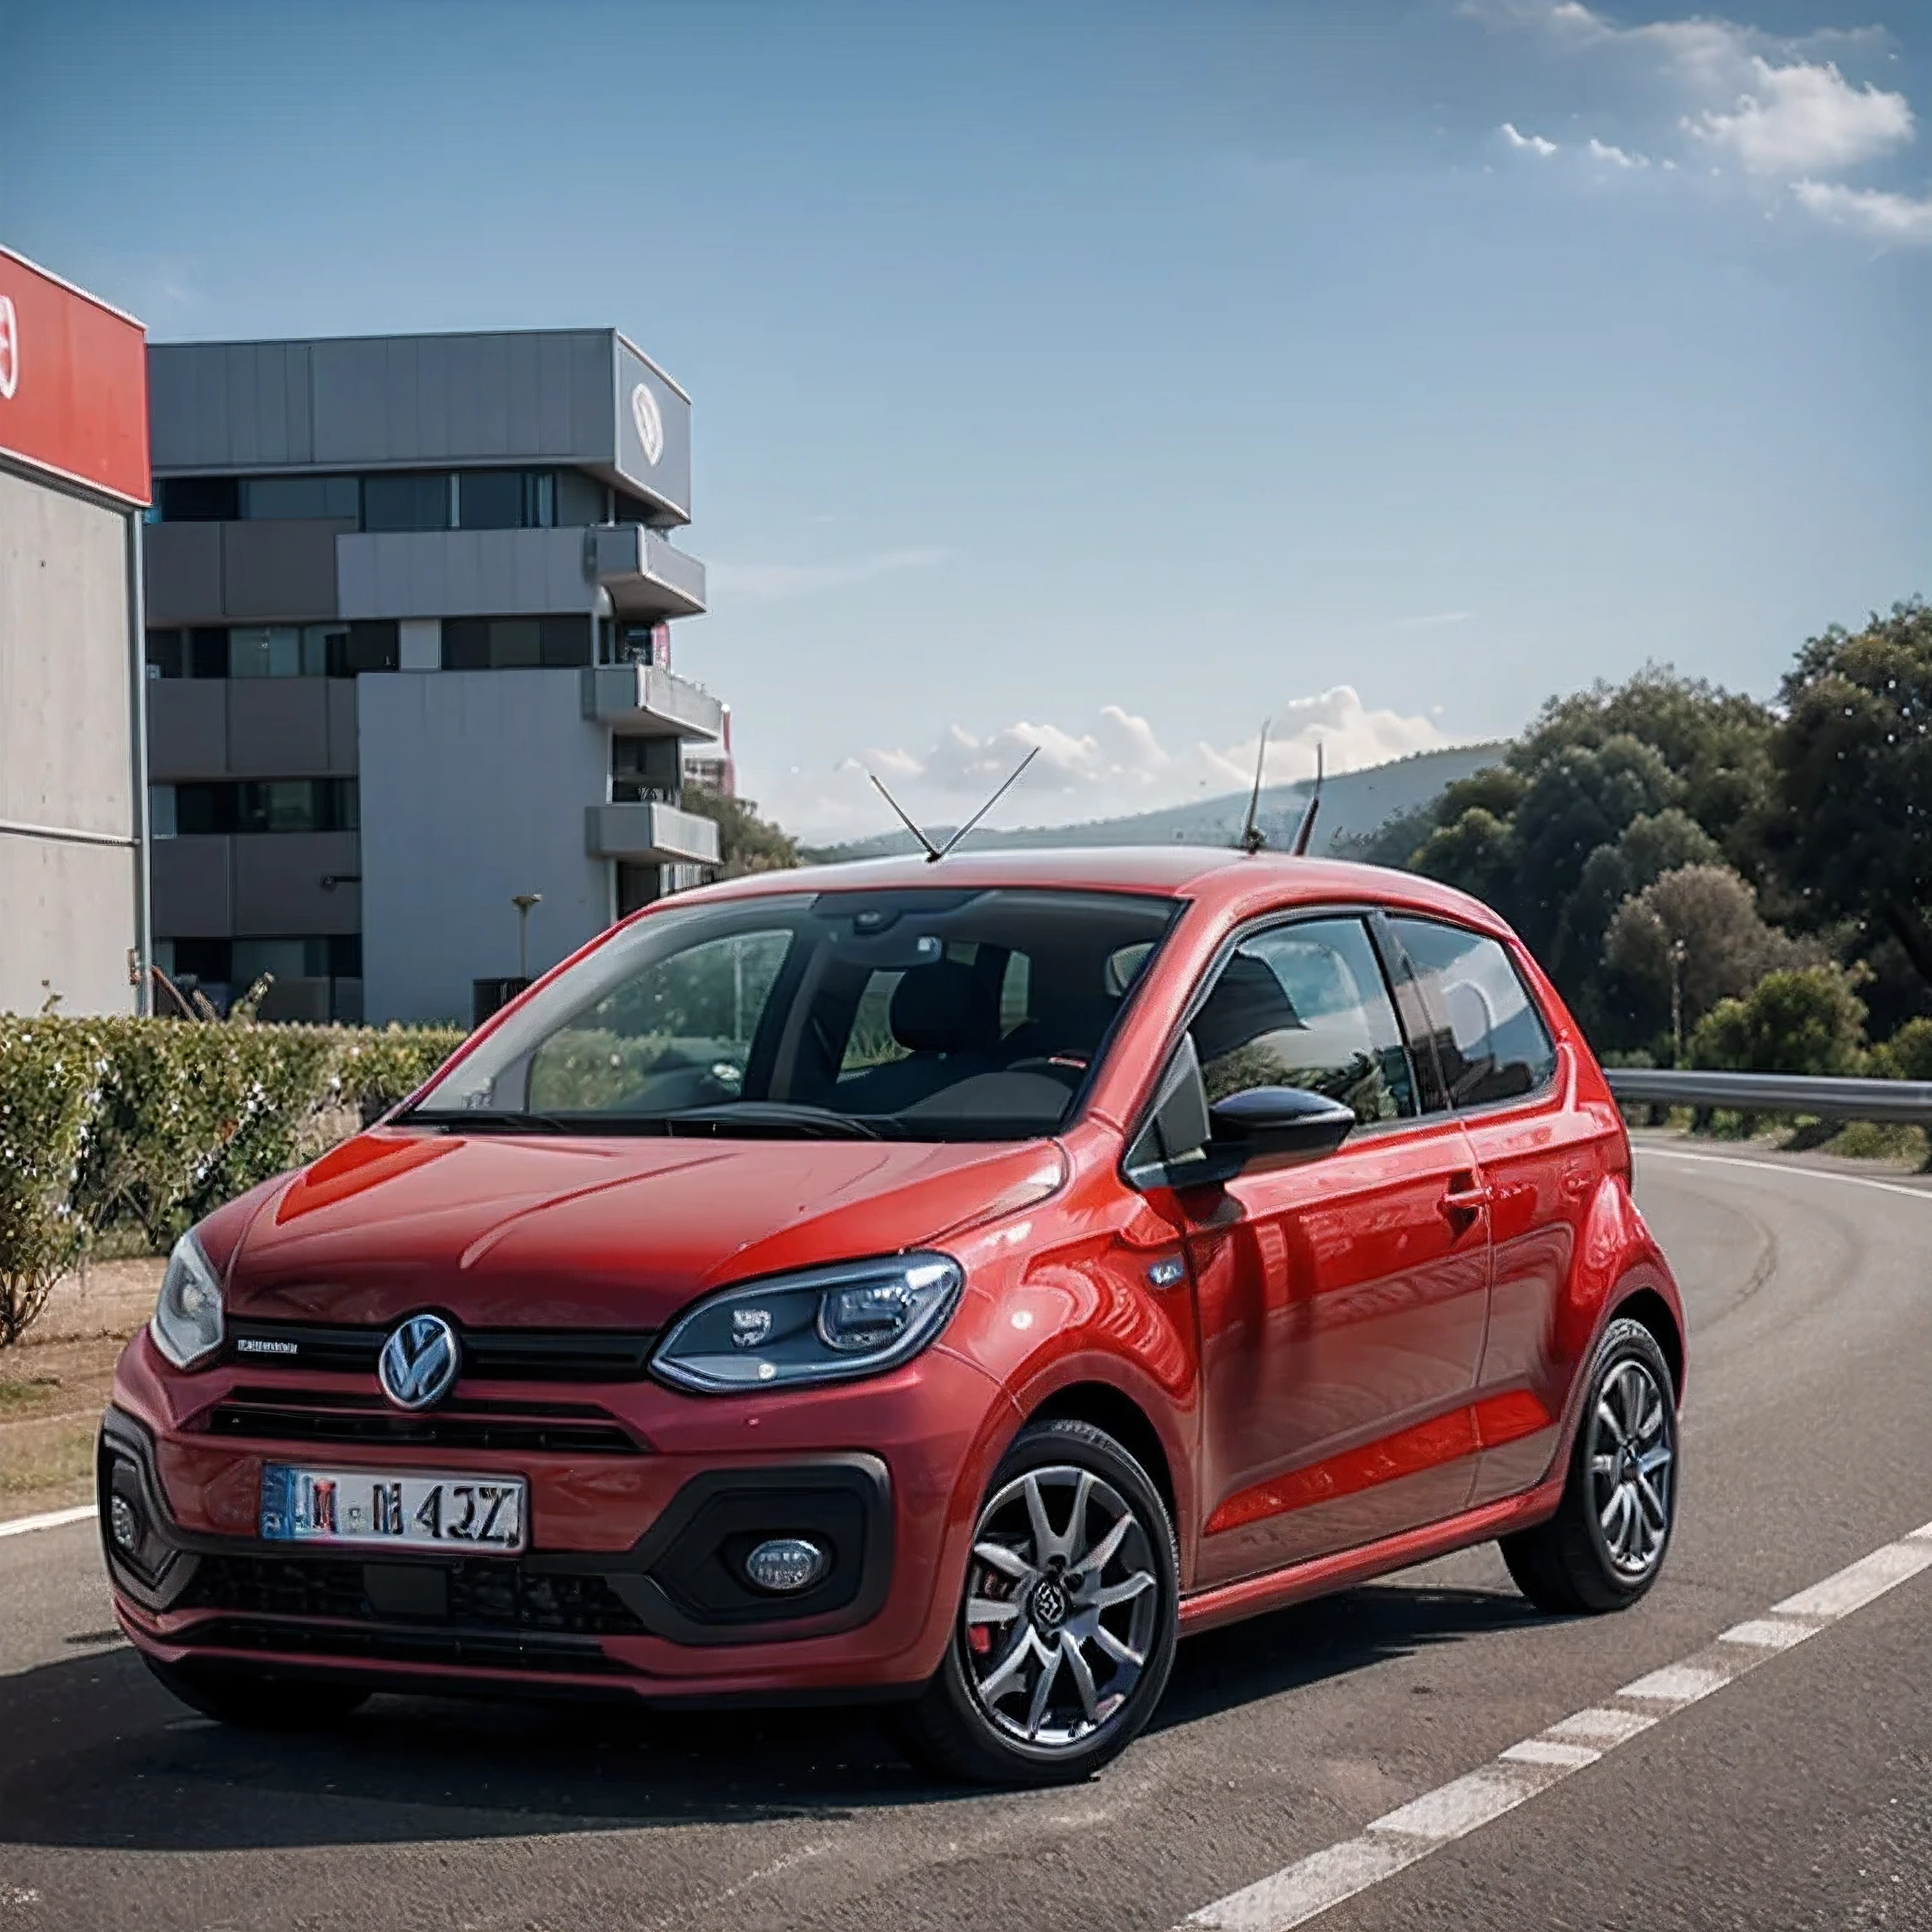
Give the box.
[0,1256,164,1521]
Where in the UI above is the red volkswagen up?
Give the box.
[103,848,1685,1785]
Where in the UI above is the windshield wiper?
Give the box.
[661,1102,889,1141]
[398,1108,588,1136]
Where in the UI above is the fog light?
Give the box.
[108,1493,141,1554]
[743,1536,829,1594]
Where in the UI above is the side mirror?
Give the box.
[1206,1085,1355,1172]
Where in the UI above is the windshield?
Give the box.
[407,886,1182,1140]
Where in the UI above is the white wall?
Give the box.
[0,466,138,1015]
[358,670,611,1025]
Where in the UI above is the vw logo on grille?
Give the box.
[378,1313,460,1410]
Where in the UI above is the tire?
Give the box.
[141,1654,370,1730]
[1501,1315,1680,1616]
[891,1417,1180,1787]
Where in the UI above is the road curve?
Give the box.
[3,1138,1929,1932]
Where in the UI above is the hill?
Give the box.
[805,742,1505,863]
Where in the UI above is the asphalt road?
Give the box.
[3,1137,1929,1932]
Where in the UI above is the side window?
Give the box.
[1389,918,1557,1107]
[1189,916,1417,1126]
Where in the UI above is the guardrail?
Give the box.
[1605,1067,1932,1125]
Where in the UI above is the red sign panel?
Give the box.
[0,247,149,506]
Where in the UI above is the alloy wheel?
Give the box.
[1587,1356,1674,1580]
[961,1464,1161,1751]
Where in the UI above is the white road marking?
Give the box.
[1183,1512,1932,1930]
[1641,1144,1932,1206]
[0,1504,95,1541]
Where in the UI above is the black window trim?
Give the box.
[1378,912,1563,1120]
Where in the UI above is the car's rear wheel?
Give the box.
[141,1654,370,1729]
[892,1417,1178,1786]
[1501,1315,1679,1614]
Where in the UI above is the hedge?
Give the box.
[0,1016,462,1346]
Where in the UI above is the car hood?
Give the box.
[224,1127,1065,1330]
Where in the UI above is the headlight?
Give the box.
[150,1229,224,1369]
[651,1253,963,1394]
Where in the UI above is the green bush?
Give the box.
[0,1016,465,1342]
[1872,1016,1932,1083]
[1689,966,1869,1076]
[0,1019,104,1345]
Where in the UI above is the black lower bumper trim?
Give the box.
[101,1407,895,1655]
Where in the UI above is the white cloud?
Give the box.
[1391,609,1477,630]
[710,546,950,602]
[1791,178,1932,244]
[766,688,1450,841]
[1689,57,1913,174]
[1501,121,1559,156]
[1473,3,1923,243]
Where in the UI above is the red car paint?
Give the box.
[105,847,1685,1703]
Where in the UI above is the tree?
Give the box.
[1769,601,1932,995]
[1508,737,1679,957]
[1512,664,1776,867]
[1690,967,1868,1076]
[1604,864,1817,1051]
[1411,807,1518,920]
[683,786,801,878]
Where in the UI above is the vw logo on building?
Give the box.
[0,296,18,402]
[378,1312,460,1410]
[630,379,664,466]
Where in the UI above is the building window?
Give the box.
[361,471,455,533]
[557,471,606,526]
[229,624,331,678]
[156,476,240,522]
[454,469,559,531]
[170,779,358,836]
[149,785,178,838]
[144,623,396,679]
[240,475,360,520]
[442,614,591,670]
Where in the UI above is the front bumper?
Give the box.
[103,1326,1016,1703]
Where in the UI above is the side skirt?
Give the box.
[1177,1476,1565,1636]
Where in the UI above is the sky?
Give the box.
[4,0,1927,842]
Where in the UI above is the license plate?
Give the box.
[260,1464,527,1553]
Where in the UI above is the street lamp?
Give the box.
[1669,937,1687,1068]
[511,894,542,981]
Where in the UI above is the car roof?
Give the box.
[682,845,1515,937]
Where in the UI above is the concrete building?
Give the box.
[141,329,723,1025]
[0,246,152,1018]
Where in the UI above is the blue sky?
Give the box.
[5,0,1927,840]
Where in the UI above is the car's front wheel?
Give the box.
[1501,1315,1680,1614]
[141,1654,370,1730]
[892,1417,1179,1786]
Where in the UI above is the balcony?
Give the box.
[584,801,720,867]
[581,663,724,741]
[586,525,708,619]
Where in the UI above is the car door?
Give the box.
[1179,912,1494,1588]
[1385,915,1600,1508]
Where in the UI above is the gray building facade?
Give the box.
[143,329,722,1025]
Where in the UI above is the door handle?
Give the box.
[1439,1178,1492,1226]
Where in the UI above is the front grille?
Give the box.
[201,1387,644,1456]
[180,1552,649,1638]
[178,1616,632,1676]
[225,1320,659,1382]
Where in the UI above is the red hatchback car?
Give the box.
[103,848,1685,1784]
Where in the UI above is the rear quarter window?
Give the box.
[1388,916,1557,1108]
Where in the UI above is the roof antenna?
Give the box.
[868,772,942,861]
[1237,721,1271,855]
[936,745,1040,861]
[1290,742,1325,857]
